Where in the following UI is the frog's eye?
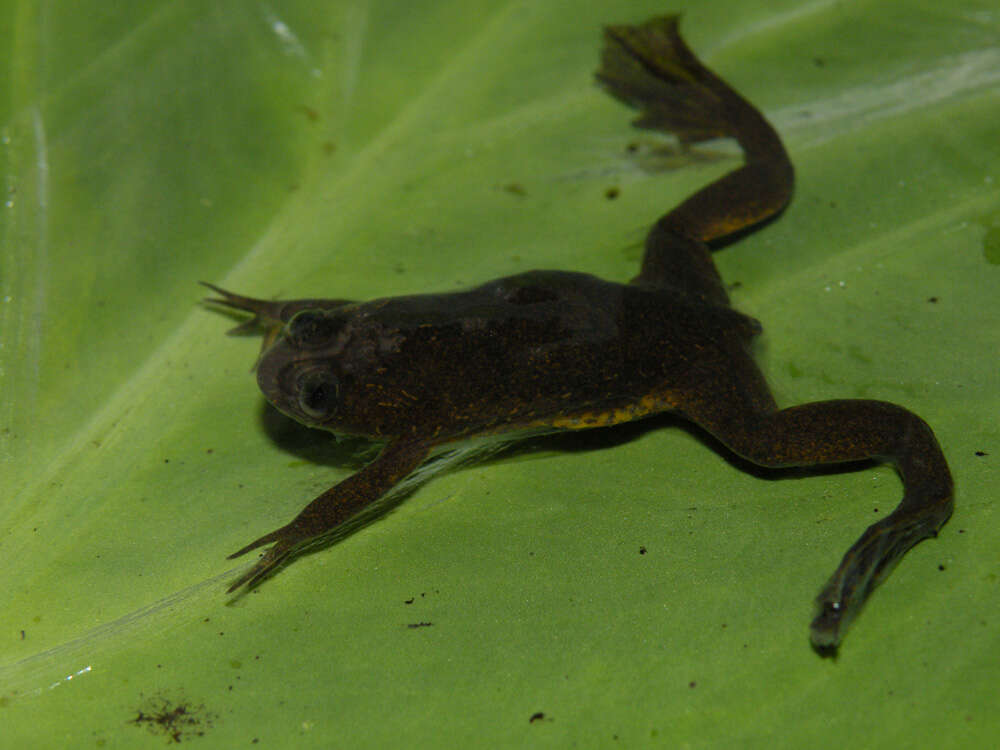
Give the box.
[287,310,339,349]
[296,369,340,420]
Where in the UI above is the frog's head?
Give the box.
[254,308,350,429]
[203,284,357,429]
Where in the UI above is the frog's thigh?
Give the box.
[677,354,945,480]
[690,395,915,470]
[632,227,728,306]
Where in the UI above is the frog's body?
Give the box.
[252,270,762,441]
[206,15,953,652]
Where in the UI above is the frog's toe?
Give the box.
[226,523,302,592]
[200,282,286,334]
[226,537,297,593]
[227,526,286,560]
[809,598,846,653]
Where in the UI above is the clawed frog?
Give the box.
[205,16,953,652]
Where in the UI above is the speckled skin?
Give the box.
[206,16,952,652]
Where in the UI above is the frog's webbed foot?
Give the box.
[597,15,732,147]
[808,497,950,652]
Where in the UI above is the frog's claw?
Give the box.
[228,526,285,559]
[202,282,356,366]
[201,282,354,335]
[200,282,288,334]
[226,527,297,593]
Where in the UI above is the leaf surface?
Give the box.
[2,0,998,746]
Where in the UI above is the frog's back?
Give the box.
[376,269,759,372]
[356,270,761,435]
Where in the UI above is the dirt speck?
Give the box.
[129,693,215,744]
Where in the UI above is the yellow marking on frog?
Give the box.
[530,393,678,430]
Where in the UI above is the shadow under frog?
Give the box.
[204,15,953,653]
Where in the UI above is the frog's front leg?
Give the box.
[681,365,953,651]
[202,283,356,369]
[227,439,432,592]
[201,283,354,330]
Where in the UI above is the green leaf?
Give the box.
[2,0,998,746]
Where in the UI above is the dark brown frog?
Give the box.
[205,15,953,651]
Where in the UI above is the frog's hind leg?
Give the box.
[680,361,953,651]
[597,16,794,301]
